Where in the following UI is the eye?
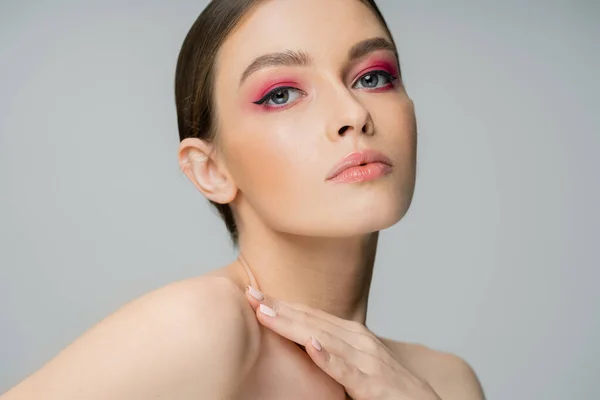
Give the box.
[253,86,303,108]
[353,70,397,90]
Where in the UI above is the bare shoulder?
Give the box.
[2,275,260,400]
[380,338,486,400]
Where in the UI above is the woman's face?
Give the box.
[212,0,417,238]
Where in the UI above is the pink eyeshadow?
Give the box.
[250,79,300,101]
[359,58,399,77]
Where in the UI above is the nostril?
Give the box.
[338,125,350,135]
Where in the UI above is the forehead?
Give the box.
[215,0,390,77]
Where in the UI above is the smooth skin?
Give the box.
[244,285,485,400]
[1,277,256,399]
[1,0,486,398]
[245,287,442,400]
[1,274,484,399]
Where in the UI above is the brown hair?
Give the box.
[174,0,396,247]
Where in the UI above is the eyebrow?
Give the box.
[238,37,398,87]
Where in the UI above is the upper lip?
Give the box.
[326,149,393,180]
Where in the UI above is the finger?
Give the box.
[246,287,389,360]
[245,286,360,331]
[255,302,326,347]
[305,336,370,399]
[256,303,372,367]
[244,286,265,311]
[263,299,390,359]
[247,287,399,377]
[276,299,399,363]
[256,299,359,346]
[245,286,358,332]
[278,299,365,333]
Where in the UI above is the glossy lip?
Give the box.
[326,149,393,181]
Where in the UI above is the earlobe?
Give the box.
[178,138,237,204]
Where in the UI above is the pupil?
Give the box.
[363,74,378,87]
[273,90,289,104]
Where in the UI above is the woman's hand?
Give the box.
[244,286,442,400]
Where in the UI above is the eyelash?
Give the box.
[253,85,301,108]
[253,69,399,109]
[355,69,399,90]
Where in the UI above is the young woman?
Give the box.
[2,0,485,399]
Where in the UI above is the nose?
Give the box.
[325,86,374,141]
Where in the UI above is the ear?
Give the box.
[178,138,237,204]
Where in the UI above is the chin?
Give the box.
[352,191,414,233]
[281,197,412,238]
[348,201,409,234]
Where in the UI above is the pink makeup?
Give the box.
[350,54,400,90]
[328,162,393,183]
[242,52,401,112]
[251,79,300,103]
[247,78,306,112]
[326,149,394,183]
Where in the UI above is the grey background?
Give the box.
[1,0,598,398]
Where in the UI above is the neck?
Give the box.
[231,232,379,325]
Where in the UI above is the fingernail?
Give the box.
[247,286,265,301]
[311,336,322,351]
[259,304,276,317]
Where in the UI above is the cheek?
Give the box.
[369,96,417,195]
[398,99,417,161]
[215,85,324,224]
[375,96,416,155]
[224,115,322,206]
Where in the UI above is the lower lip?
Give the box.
[327,162,393,183]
